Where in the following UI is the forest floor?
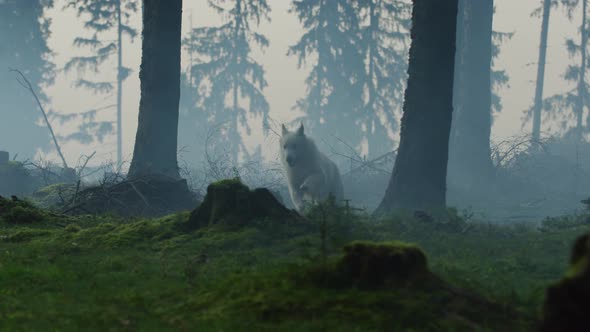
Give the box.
[0,195,588,331]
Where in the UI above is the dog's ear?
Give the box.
[296,122,304,136]
[281,124,289,136]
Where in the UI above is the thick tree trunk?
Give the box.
[448,0,495,191]
[128,0,183,179]
[375,0,458,214]
[532,0,551,143]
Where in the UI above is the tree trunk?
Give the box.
[116,0,123,165]
[128,0,183,179]
[375,0,459,214]
[367,0,378,158]
[532,0,552,143]
[576,0,588,140]
[447,0,495,191]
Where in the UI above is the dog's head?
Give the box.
[280,122,306,168]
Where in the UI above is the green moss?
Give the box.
[64,224,81,233]
[564,257,588,279]
[31,183,77,209]
[0,196,46,224]
[341,241,429,285]
[3,199,585,330]
[2,228,52,242]
[68,219,177,249]
[211,177,245,188]
[187,178,301,230]
[299,241,431,290]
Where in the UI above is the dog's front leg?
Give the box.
[300,174,325,199]
[289,187,305,212]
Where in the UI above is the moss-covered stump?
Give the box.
[341,241,429,287]
[540,233,590,332]
[187,178,301,230]
[303,241,432,290]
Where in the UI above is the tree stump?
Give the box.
[340,241,429,288]
[187,178,301,230]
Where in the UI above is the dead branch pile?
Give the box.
[61,175,198,217]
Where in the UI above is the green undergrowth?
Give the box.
[0,197,588,331]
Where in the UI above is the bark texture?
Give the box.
[128,0,183,179]
[375,0,459,213]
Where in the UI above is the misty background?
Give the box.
[1,0,589,218]
[2,1,576,160]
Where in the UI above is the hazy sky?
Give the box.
[41,0,580,167]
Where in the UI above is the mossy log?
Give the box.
[187,178,301,230]
[540,233,590,332]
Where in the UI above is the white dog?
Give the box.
[280,123,344,211]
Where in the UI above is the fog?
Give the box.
[14,1,575,160]
[4,2,590,328]
[2,0,590,219]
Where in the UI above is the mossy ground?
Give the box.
[1,197,587,331]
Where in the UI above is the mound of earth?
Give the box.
[187,178,303,230]
[340,241,429,287]
[0,195,47,224]
[284,241,532,330]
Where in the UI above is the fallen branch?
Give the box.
[342,150,397,177]
[10,68,69,169]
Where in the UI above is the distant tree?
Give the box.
[490,31,512,114]
[375,0,459,214]
[448,0,513,193]
[357,0,411,158]
[288,0,366,153]
[64,0,138,164]
[128,0,183,179]
[448,0,496,190]
[530,0,558,142]
[178,71,207,166]
[0,0,55,158]
[540,0,589,140]
[178,14,208,166]
[183,0,271,164]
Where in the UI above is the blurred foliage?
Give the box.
[0,0,55,158]
[182,0,271,164]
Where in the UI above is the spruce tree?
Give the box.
[289,0,366,152]
[64,0,138,164]
[184,0,271,164]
